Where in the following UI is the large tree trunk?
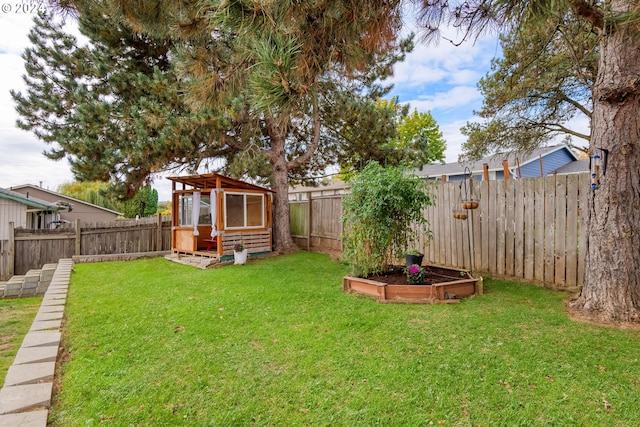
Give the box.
[570,9,640,323]
[266,122,297,254]
[264,102,320,254]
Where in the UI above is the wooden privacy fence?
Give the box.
[290,194,343,254]
[289,173,590,290]
[1,216,172,278]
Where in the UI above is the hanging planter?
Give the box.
[461,199,479,210]
[452,210,468,220]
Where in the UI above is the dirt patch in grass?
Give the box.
[366,266,466,285]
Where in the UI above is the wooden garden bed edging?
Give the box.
[343,268,482,304]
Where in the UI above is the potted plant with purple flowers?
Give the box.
[405,264,425,285]
[233,242,248,265]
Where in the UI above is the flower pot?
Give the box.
[405,253,424,266]
[234,249,248,265]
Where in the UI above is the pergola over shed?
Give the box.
[168,173,274,260]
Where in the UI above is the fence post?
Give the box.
[306,192,312,251]
[75,219,81,256]
[8,222,15,277]
[156,214,163,251]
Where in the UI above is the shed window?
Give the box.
[225,192,264,229]
[178,193,211,226]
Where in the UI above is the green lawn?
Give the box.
[0,296,41,387]
[51,252,640,426]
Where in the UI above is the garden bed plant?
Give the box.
[340,162,479,302]
[341,161,434,278]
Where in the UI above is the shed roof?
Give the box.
[0,187,67,211]
[167,173,275,193]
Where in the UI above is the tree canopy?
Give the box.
[460,15,595,160]
[18,1,423,252]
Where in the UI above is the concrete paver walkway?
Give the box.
[0,259,73,427]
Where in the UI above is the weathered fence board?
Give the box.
[533,176,546,282]
[565,174,580,287]
[523,178,535,281]
[577,173,589,286]
[290,196,342,253]
[290,173,589,290]
[0,239,10,281]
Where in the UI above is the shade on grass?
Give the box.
[51,252,640,426]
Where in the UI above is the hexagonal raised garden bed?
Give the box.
[343,265,482,304]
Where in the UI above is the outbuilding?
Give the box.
[168,173,274,261]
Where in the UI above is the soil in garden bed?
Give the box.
[367,266,466,285]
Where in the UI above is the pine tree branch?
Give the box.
[569,0,605,30]
[287,95,321,171]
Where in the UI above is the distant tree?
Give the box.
[58,181,124,213]
[123,186,158,219]
[156,201,172,217]
[460,17,595,161]
[328,97,446,178]
[393,107,446,168]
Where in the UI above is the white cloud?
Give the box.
[403,86,482,113]
[440,119,473,163]
[0,13,34,55]
[389,31,497,90]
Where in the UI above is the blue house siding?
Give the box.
[519,148,576,178]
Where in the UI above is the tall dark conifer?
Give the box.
[32,1,412,253]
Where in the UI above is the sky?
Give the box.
[0,6,499,202]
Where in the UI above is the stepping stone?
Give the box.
[0,410,48,427]
[13,347,58,365]
[40,298,66,306]
[37,305,65,314]
[30,319,62,331]
[20,331,61,348]
[3,362,55,387]
[0,383,52,415]
[33,312,62,322]
[42,294,65,300]
[39,299,65,308]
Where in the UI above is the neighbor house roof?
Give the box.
[0,187,67,211]
[9,184,122,216]
[552,159,590,175]
[414,145,579,179]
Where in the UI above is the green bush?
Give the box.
[341,162,433,277]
